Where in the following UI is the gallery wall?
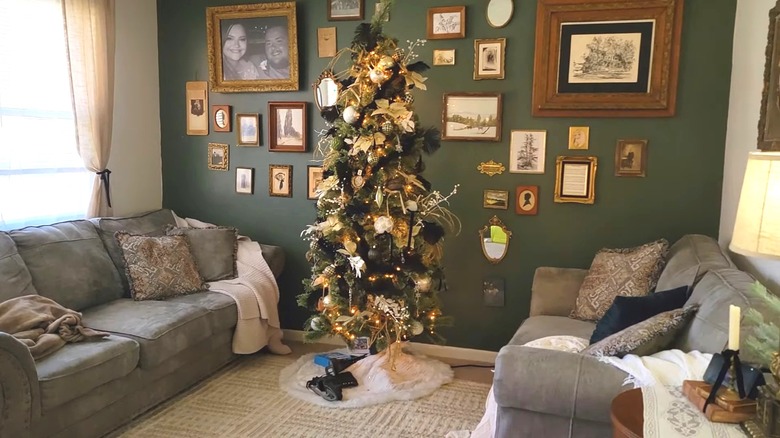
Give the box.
[157,0,737,351]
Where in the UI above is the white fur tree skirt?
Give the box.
[279,344,454,408]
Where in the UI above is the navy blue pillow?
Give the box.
[589,286,690,344]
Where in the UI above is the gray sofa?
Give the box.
[0,209,284,438]
[493,234,767,438]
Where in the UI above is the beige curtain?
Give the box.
[63,0,116,217]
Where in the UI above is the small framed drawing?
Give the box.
[328,0,363,21]
[212,105,231,132]
[317,27,337,58]
[483,276,505,307]
[483,189,509,210]
[186,81,208,135]
[307,165,324,200]
[516,185,539,216]
[614,139,648,177]
[433,49,456,66]
[442,92,502,142]
[269,164,292,197]
[568,126,589,150]
[207,143,229,171]
[554,156,597,204]
[427,6,466,40]
[269,101,307,152]
[474,38,505,80]
[236,113,260,146]
[235,167,254,194]
[509,130,546,174]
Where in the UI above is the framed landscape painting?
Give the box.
[441,93,502,142]
[328,0,363,21]
[269,101,306,152]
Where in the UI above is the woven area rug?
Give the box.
[109,353,489,438]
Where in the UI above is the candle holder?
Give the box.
[703,349,746,412]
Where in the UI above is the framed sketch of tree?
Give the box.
[509,130,546,174]
[531,0,683,117]
[759,0,780,150]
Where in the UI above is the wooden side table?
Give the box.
[611,388,643,438]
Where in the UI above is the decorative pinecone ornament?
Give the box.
[381,120,394,135]
[404,93,414,104]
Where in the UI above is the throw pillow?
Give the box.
[571,239,669,321]
[115,232,206,301]
[523,335,590,353]
[589,285,690,344]
[165,226,238,281]
[583,305,698,358]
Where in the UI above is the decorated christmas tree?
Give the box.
[299,0,459,357]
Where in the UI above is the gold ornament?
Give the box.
[381,120,394,135]
[352,170,365,190]
[414,274,432,293]
[369,69,387,84]
[323,264,337,277]
[378,55,395,70]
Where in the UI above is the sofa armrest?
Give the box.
[529,267,588,317]
[259,243,285,279]
[493,345,628,423]
[0,331,39,437]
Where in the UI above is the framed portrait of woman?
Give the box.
[206,2,299,93]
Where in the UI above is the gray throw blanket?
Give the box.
[0,295,109,360]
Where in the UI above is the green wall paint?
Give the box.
[158,0,736,351]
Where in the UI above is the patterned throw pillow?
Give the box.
[165,226,238,282]
[583,305,698,358]
[571,239,669,321]
[115,232,206,301]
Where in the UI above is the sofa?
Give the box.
[0,209,284,438]
[493,234,767,438]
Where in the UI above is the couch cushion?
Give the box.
[166,226,238,281]
[10,220,124,311]
[655,234,734,292]
[0,232,38,302]
[82,299,212,369]
[509,316,596,346]
[166,291,237,333]
[36,334,138,410]
[260,243,285,279]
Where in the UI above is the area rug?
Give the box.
[108,353,489,438]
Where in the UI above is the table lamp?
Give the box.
[730,151,780,260]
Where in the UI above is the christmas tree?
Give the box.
[299,0,459,356]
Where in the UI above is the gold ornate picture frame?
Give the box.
[207,143,229,171]
[269,164,292,197]
[474,38,506,80]
[554,156,597,204]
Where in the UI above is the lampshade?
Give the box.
[730,151,780,259]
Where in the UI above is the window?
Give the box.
[0,0,91,230]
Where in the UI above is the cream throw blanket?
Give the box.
[174,214,291,355]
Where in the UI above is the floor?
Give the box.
[286,340,496,385]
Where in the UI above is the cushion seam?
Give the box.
[38,343,139,381]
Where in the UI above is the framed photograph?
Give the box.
[759,0,780,150]
[269,164,292,197]
[531,0,683,117]
[212,105,231,132]
[516,185,539,216]
[307,165,324,200]
[568,126,589,150]
[614,139,648,177]
[186,81,208,135]
[236,167,254,194]
[483,276,505,307]
[269,101,307,152]
[483,190,509,210]
[509,130,546,174]
[474,38,506,80]
[206,2,299,93]
[207,143,229,171]
[442,93,502,142]
[236,113,260,146]
[433,49,456,66]
[427,6,466,40]
[554,156,597,204]
[317,27,337,58]
[327,0,363,21]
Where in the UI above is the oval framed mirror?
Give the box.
[479,215,512,264]
[487,0,514,28]
[313,70,339,111]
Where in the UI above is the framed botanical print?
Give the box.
[614,139,648,177]
[269,164,292,197]
[207,143,229,171]
[441,93,502,142]
[474,38,505,80]
[509,130,546,174]
[554,156,597,204]
[269,101,307,152]
[427,6,466,40]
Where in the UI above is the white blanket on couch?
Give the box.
[174,214,290,355]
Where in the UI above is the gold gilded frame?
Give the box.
[474,38,506,80]
[207,143,229,171]
[206,2,299,93]
[553,156,597,204]
[478,215,512,264]
[269,164,292,197]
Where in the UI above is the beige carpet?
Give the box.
[108,353,490,438]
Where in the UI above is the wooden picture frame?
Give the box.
[614,139,648,177]
[207,143,229,171]
[307,165,324,200]
[442,92,502,142]
[427,6,466,40]
[212,105,231,132]
[433,49,456,66]
[509,130,546,174]
[236,113,260,146]
[568,126,589,150]
[327,0,364,21]
[759,0,780,150]
[235,167,254,194]
[269,101,307,152]
[554,156,597,204]
[186,81,208,136]
[269,164,292,197]
[474,38,506,80]
[516,185,539,215]
[531,0,683,117]
[483,189,509,210]
[206,2,299,93]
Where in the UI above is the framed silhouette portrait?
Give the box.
[516,185,539,216]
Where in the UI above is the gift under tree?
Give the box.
[299,0,459,365]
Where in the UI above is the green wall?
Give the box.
[157,0,736,351]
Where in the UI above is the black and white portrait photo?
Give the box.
[328,0,363,20]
